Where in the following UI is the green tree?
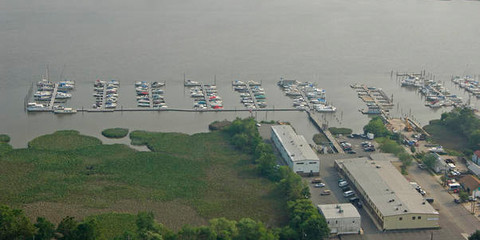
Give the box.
[234,218,274,240]
[56,216,78,240]
[209,218,238,240]
[194,226,217,240]
[74,219,98,240]
[363,116,388,137]
[469,230,480,240]
[0,205,35,240]
[287,199,329,240]
[34,217,56,240]
[459,190,469,202]
[423,154,437,170]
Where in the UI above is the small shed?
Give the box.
[317,203,361,235]
[472,150,480,165]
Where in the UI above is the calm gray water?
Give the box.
[1,0,480,148]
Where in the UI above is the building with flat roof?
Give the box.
[335,154,439,230]
[317,203,361,235]
[271,125,319,176]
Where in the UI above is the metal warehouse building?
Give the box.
[317,203,361,235]
[335,155,439,230]
[271,125,319,176]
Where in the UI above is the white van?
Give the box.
[338,181,348,187]
[343,190,354,198]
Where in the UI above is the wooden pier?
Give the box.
[75,107,304,113]
[306,110,344,154]
[101,84,107,110]
[246,83,259,109]
[148,83,153,108]
[200,82,211,109]
[48,83,59,110]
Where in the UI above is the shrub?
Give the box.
[102,128,129,138]
[0,134,10,143]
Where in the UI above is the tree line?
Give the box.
[439,107,480,152]
[223,118,329,239]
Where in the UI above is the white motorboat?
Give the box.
[26,102,49,112]
[54,107,77,114]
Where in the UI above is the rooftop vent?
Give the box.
[376,166,381,168]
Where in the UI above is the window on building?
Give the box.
[418,216,422,220]
[309,162,317,164]
[399,217,403,221]
[297,162,304,165]
[327,221,330,224]
[412,216,416,220]
[335,220,338,224]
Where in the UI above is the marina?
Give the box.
[351,83,393,117]
[232,80,267,109]
[278,78,336,113]
[27,70,75,112]
[397,73,464,109]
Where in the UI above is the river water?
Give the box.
[1,0,480,148]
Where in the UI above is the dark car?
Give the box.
[356,201,363,208]
[364,147,376,152]
[347,150,356,154]
[349,196,359,203]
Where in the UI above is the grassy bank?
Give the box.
[101,128,129,138]
[0,130,287,229]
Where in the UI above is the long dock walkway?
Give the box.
[201,82,211,109]
[48,83,59,110]
[78,107,304,113]
[306,110,344,154]
[246,83,259,109]
[148,83,153,108]
[101,85,107,110]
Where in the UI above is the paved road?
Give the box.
[405,164,480,238]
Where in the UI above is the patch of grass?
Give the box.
[0,143,12,156]
[28,130,102,151]
[86,213,137,240]
[0,134,10,143]
[101,128,129,139]
[313,133,329,144]
[328,127,352,135]
[0,130,287,229]
[424,123,468,151]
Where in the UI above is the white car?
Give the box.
[314,183,326,188]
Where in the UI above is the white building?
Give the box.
[431,153,447,174]
[335,155,439,230]
[317,203,361,235]
[271,125,319,176]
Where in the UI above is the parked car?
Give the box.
[311,178,322,184]
[349,196,359,203]
[314,183,326,188]
[339,181,348,187]
[320,190,331,195]
[343,190,355,198]
[418,163,426,169]
[347,150,357,154]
